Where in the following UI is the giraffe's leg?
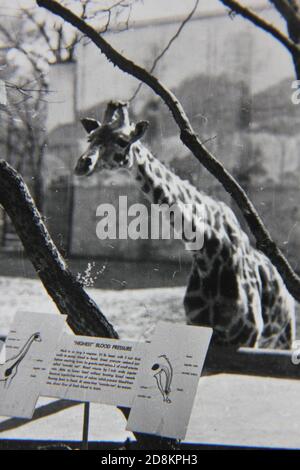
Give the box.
[257,262,295,350]
[213,308,260,348]
[259,313,295,350]
[183,263,211,327]
[184,261,262,348]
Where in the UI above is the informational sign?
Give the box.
[0,312,212,440]
[126,322,212,439]
[0,313,146,417]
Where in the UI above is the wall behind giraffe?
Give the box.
[45,6,300,268]
[75,8,292,108]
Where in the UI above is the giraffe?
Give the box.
[0,332,42,388]
[75,101,295,350]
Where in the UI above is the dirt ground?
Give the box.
[0,276,300,449]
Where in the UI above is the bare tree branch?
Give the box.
[22,8,53,52]
[0,161,117,337]
[129,0,200,102]
[219,1,300,79]
[36,0,300,302]
[219,0,300,55]
[0,24,48,89]
[268,0,300,76]
[0,160,180,449]
[20,4,90,63]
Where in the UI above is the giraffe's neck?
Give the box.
[130,142,225,250]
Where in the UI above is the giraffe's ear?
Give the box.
[80,118,101,134]
[130,120,149,143]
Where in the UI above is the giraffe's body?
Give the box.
[75,101,295,350]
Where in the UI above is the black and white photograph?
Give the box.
[0,0,300,453]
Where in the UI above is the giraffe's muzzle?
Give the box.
[75,147,101,175]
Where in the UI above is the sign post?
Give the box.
[82,402,90,450]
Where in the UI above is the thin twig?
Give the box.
[22,8,53,51]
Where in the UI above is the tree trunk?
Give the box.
[0,160,117,338]
[0,160,179,449]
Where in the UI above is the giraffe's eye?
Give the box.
[116,137,129,148]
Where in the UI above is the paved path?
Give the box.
[0,276,299,448]
[1,374,300,448]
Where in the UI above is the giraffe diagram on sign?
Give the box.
[0,332,42,389]
[75,101,295,350]
[151,355,173,404]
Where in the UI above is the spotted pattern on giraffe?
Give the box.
[75,101,295,350]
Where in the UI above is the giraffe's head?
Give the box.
[75,101,149,176]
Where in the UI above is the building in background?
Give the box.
[8,5,300,267]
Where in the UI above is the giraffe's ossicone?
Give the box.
[75,101,295,350]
